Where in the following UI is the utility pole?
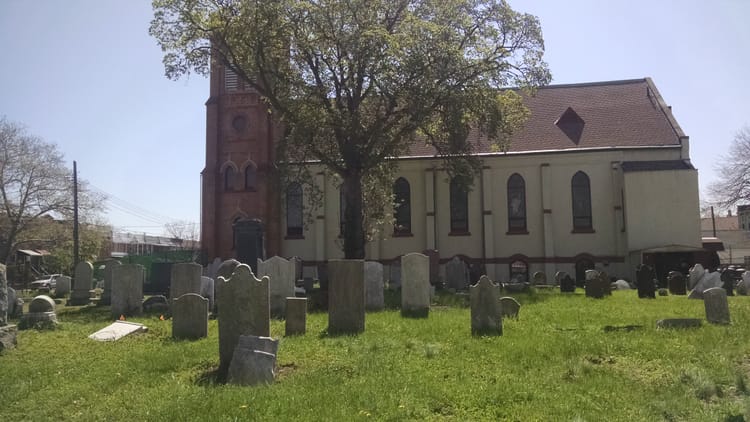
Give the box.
[711,206,716,237]
[73,161,80,270]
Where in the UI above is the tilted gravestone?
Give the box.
[584,269,606,299]
[69,261,94,305]
[636,264,656,298]
[470,276,502,336]
[257,256,296,318]
[328,260,365,335]
[364,261,384,311]
[401,253,430,318]
[499,296,521,319]
[446,256,469,291]
[170,263,202,302]
[99,259,121,306]
[703,287,730,324]
[285,297,307,336]
[55,276,71,298]
[217,264,270,377]
[172,293,208,340]
[200,276,215,311]
[688,264,705,290]
[227,335,278,386]
[667,271,687,295]
[690,271,722,299]
[111,264,144,318]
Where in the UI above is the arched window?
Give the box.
[510,260,528,283]
[244,164,257,191]
[224,166,235,191]
[507,173,526,232]
[393,177,411,235]
[450,177,469,233]
[286,183,303,237]
[571,171,592,231]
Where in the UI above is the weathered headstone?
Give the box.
[559,273,576,293]
[227,335,278,386]
[69,261,94,305]
[328,260,365,335]
[0,263,7,326]
[388,260,402,290]
[554,271,565,285]
[257,256,296,317]
[206,257,223,279]
[703,287,730,324]
[217,264,270,377]
[532,271,547,285]
[667,271,687,295]
[613,280,631,290]
[99,259,121,306]
[143,295,169,313]
[446,256,469,291]
[585,270,606,298]
[690,271,723,299]
[738,271,750,296]
[7,286,23,318]
[19,295,58,330]
[285,297,307,336]
[656,318,702,329]
[291,256,303,282]
[200,276,215,310]
[688,264,706,290]
[470,275,502,336]
[170,263,202,302]
[89,320,148,341]
[599,270,612,296]
[172,293,209,339]
[422,249,440,285]
[720,270,735,296]
[55,275,71,298]
[499,296,521,319]
[401,253,430,318]
[364,261,385,311]
[111,264,144,318]
[636,264,656,298]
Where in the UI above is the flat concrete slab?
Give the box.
[88,321,148,342]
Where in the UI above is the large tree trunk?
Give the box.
[341,172,366,259]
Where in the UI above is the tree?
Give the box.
[710,126,750,209]
[0,117,105,265]
[163,220,199,245]
[151,0,551,258]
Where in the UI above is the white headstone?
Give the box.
[688,264,706,290]
[364,261,384,311]
[257,256,296,317]
[401,253,430,317]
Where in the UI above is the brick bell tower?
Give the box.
[201,60,281,263]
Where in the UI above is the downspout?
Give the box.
[479,165,486,267]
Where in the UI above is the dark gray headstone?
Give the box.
[584,270,606,299]
[55,276,71,298]
[227,335,278,386]
[559,273,575,293]
[388,260,402,290]
[143,295,169,313]
[667,271,687,295]
[446,256,469,291]
[532,271,547,285]
[171,263,202,301]
[328,260,365,335]
[172,293,208,339]
[69,261,94,305]
[499,296,520,319]
[285,297,307,336]
[99,260,121,306]
[720,270,735,296]
[111,264,144,318]
[470,275,502,336]
[704,287,730,324]
[422,249,440,285]
[636,264,656,298]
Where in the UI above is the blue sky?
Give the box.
[0,1,748,235]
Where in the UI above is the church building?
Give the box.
[200,62,702,283]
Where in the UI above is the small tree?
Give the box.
[710,126,750,209]
[151,0,551,258]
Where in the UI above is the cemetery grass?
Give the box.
[2,291,750,421]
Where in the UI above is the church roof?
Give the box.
[405,78,685,157]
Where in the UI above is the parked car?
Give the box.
[29,274,63,291]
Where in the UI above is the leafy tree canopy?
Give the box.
[151,0,551,258]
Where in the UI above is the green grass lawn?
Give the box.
[2,289,750,421]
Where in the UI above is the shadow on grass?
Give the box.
[56,305,114,324]
[195,363,223,386]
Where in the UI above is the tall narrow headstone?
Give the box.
[200,276,215,310]
[703,287,730,324]
[171,263,202,302]
[257,256,296,317]
[99,259,121,306]
[55,276,71,298]
[328,260,365,335]
[364,261,385,311]
[69,261,94,305]
[172,293,208,339]
[446,256,469,290]
[217,264,270,377]
[636,264,656,298]
[667,271,687,295]
[470,275,502,336]
[111,264,144,318]
[401,253,430,318]
[285,297,307,336]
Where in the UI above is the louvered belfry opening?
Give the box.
[555,106,585,144]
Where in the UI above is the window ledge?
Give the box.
[506,230,529,235]
[571,228,595,234]
[448,231,471,236]
[392,232,414,237]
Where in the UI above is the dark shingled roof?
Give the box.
[404,78,685,157]
[621,160,695,172]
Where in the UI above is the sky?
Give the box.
[0,0,748,235]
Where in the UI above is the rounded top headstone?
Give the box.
[29,295,55,313]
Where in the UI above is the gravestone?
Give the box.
[328,260,365,335]
[200,276,215,311]
[532,271,547,285]
[257,256,296,317]
[0,263,8,326]
[111,264,145,318]
[364,261,385,311]
[584,269,606,299]
[170,263,202,302]
[233,219,264,273]
[667,271,687,295]
[217,264,270,377]
[470,275,502,336]
[691,271,723,299]
[291,256,303,282]
[559,273,576,293]
[738,271,750,295]
[0,264,17,351]
[227,335,278,386]
[613,280,631,290]
[285,297,307,336]
[172,293,208,339]
[206,257,223,279]
[688,264,706,290]
[422,249,440,285]
[99,259,121,306]
[636,264,656,298]
[89,320,148,341]
[55,276,71,298]
[720,270,735,296]
[703,287,730,324]
[317,263,329,290]
[446,256,469,291]
[69,261,94,305]
[19,295,58,330]
[388,260,402,290]
[599,270,612,296]
[554,271,565,286]
[401,253,430,318]
[499,296,521,319]
[8,286,23,318]
[142,295,169,313]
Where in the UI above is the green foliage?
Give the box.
[150,0,551,258]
